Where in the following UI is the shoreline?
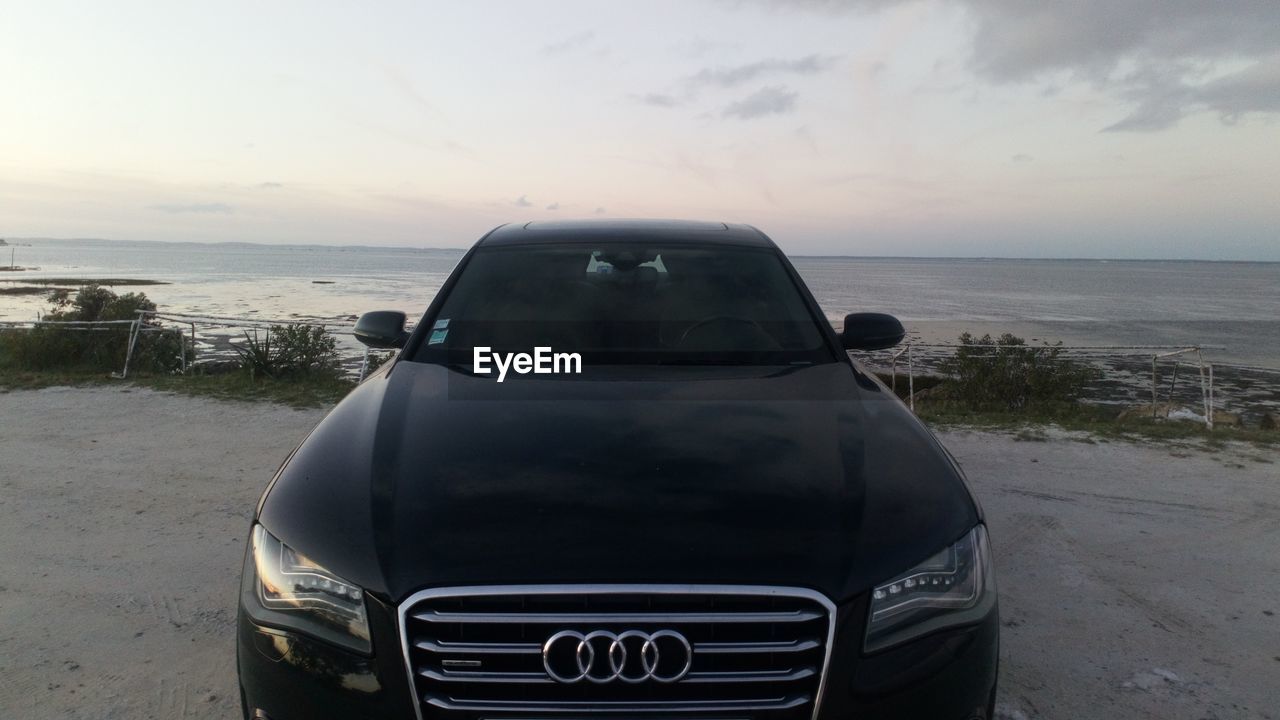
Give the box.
[862,350,1280,427]
[2,364,1276,448]
[0,277,168,285]
[10,236,1280,263]
[3,277,1278,422]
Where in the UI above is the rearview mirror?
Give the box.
[354,311,408,349]
[842,313,905,351]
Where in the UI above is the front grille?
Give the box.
[398,586,835,720]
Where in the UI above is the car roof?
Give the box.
[476,219,776,248]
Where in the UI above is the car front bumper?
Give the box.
[237,591,998,720]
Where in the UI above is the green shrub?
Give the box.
[2,285,184,373]
[233,330,277,378]
[364,350,396,374]
[272,324,339,375]
[2,323,73,369]
[234,324,339,379]
[936,332,1095,411]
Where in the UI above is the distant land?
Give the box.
[6,236,1279,263]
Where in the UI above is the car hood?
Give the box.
[259,361,979,604]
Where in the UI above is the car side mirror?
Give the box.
[842,312,905,350]
[354,311,408,349]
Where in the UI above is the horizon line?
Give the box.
[6,236,1279,264]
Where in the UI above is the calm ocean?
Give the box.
[3,239,1278,369]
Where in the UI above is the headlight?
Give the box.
[864,524,995,652]
[241,524,371,654]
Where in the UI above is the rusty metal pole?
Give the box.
[116,315,143,379]
[1196,350,1208,428]
[1207,364,1215,430]
[358,346,371,382]
[907,344,915,412]
[1151,355,1158,418]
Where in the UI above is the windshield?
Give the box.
[413,243,834,366]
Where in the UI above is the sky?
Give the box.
[1,0,1278,259]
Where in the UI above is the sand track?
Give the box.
[0,387,1276,719]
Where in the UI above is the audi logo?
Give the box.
[541,629,693,684]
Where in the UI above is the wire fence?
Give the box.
[849,341,1274,430]
[1,310,388,380]
[5,311,1277,428]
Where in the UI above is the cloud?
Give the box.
[723,86,798,119]
[690,54,839,88]
[961,2,1280,130]
[740,0,1280,131]
[1196,56,1280,118]
[821,171,933,191]
[541,31,595,56]
[957,1,1279,83]
[794,125,819,154]
[148,203,233,214]
[637,92,682,108]
[382,65,434,114]
[634,53,837,117]
[1104,54,1280,131]
[513,195,533,207]
[594,207,607,214]
[669,36,743,59]
[546,202,560,210]
[739,0,898,10]
[258,182,283,189]
[1011,153,1033,163]
[747,0,1278,76]
[444,140,480,159]
[638,55,832,111]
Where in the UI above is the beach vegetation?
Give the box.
[0,294,352,407]
[865,332,1276,448]
[1,284,185,373]
[364,350,396,373]
[928,333,1096,411]
[0,334,354,408]
[233,324,340,379]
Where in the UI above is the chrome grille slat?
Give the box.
[420,666,816,684]
[423,694,812,712]
[416,639,542,654]
[412,609,823,624]
[683,667,816,683]
[398,585,836,720]
[695,639,821,654]
[420,668,555,684]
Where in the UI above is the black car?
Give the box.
[237,219,998,720]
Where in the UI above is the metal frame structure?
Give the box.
[876,342,1226,429]
[6,312,1259,428]
[395,583,838,720]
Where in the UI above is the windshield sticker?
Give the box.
[433,318,450,330]
[428,328,449,345]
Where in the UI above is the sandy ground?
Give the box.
[0,387,1276,720]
